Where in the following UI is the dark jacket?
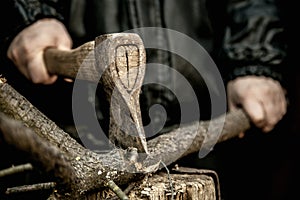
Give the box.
[0,0,287,128]
[1,0,287,80]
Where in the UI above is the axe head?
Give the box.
[94,33,148,154]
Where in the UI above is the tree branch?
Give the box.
[144,109,250,168]
[0,163,33,178]
[0,78,251,199]
[5,182,56,195]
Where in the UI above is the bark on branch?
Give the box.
[0,78,251,198]
[0,78,140,198]
[0,163,33,178]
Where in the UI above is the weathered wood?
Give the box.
[44,33,148,153]
[43,32,250,168]
[0,76,251,199]
[48,171,218,200]
[44,41,95,81]
[128,174,216,200]
[6,182,56,195]
[144,109,251,168]
[0,27,255,199]
[0,111,76,190]
[95,33,148,153]
[127,172,217,200]
[0,78,139,199]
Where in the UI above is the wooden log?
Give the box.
[0,76,250,199]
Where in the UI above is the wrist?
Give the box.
[227,65,284,86]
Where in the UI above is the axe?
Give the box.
[43,33,148,154]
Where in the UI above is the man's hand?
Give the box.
[7,18,72,84]
[227,76,287,133]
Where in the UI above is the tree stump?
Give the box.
[82,167,220,200]
[127,169,219,200]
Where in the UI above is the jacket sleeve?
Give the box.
[0,0,68,54]
[221,0,287,85]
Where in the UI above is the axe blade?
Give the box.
[44,33,148,153]
[95,33,148,154]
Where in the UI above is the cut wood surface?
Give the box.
[127,172,217,200]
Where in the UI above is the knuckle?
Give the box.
[8,48,18,60]
[252,116,265,127]
[263,125,273,133]
[31,76,44,84]
[30,73,48,84]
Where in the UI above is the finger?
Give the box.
[281,95,287,117]
[260,97,276,132]
[227,89,239,111]
[7,47,31,80]
[56,42,72,51]
[243,99,266,129]
[27,51,57,84]
[238,132,245,138]
[43,75,58,85]
[64,78,74,83]
[55,33,72,51]
[261,90,287,132]
[227,98,238,111]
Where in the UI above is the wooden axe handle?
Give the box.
[43,41,98,82]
